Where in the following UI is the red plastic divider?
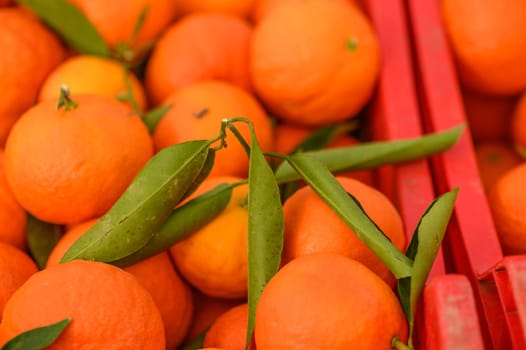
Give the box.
[406,0,526,348]
[363,0,484,348]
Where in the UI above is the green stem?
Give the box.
[392,336,412,350]
[56,85,78,111]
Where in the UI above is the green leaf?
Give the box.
[16,0,109,56]
[286,154,413,279]
[143,104,172,133]
[289,121,359,154]
[246,123,284,349]
[274,124,464,184]
[60,140,213,263]
[112,183,233,268]
[26,214,63,270]
[1,318,71,350]
[397,187,458,348]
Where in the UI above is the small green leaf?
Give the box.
[397,187,459,348]
[16,0,109,56]
[60,140,213,263]
[112,183,233,268]
[286,154,413,279]
[246,122,284,349]
[143,104,172,133]
[26,214,63,270]
[130,5,149,43]
[274,124,464,184]
[1,318,71,350]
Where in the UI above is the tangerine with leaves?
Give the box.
[46,219,194,350]
[4,91,154,225]
[0,6,65,146]
[153,80,273,178]
[0,242,38,315]
[0,260,165,348]
[170,176,249,299]
[273,122,374,186]
[281,175,405,286]
[0,149,26,250]
[38,55,148,112]
[441,0,526,95]
[250,0,380,126]
[255,253,408,349]
[67,0,177,51]
[145,13,253,106]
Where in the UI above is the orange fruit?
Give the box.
[489,163,526,255]
[273,122,375,186]
[174,0,255,19]
[281,175,405,286]
[510,91,526,153]
[0,242,38,315]
[153,80,273,178]
[441,0,526,95]
[250,0,380,126]
[4,94,154,225]
[252,0,357,23]
[145,13,252,106]
[0,260,165,348]
[38,55,148,111]
[255,253,408,349]
[46,219,194,350]
[462,88,516,142]
[170,176,249,299]
[67,0,177,49]
[474,141,523,193]
[185,289,245,342]
[0,149,26,250]
[202,303,252,350]
[0,1,13,6]
[0,7,65,146]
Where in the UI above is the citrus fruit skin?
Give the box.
[170,176,249,299]
[282,176,406,286]
[174,0,255,19]
[153,81,273,178]
[441,0,526,95]
[4,94,154,225]
[250,0,380,126]
[255,253,408,349]
[46,219,194,350]
[145,13,253,106]
[0,149,26,250]
[38,55,148,112]
[67,0,177,49]
[489,163,526,255]
[474,141,523,193]
[0,7,65,146]
[0,242,38,316]
[0,260,166,349]
[203,303,250,350]
[510,91,526,153]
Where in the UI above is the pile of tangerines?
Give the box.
[0,0,450,349]
[441,0,526,256]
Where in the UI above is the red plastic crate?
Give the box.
[406,0,526,348]
[362,0,484,348]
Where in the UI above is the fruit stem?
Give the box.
[392,336,412,350]
[56,84,78,111]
